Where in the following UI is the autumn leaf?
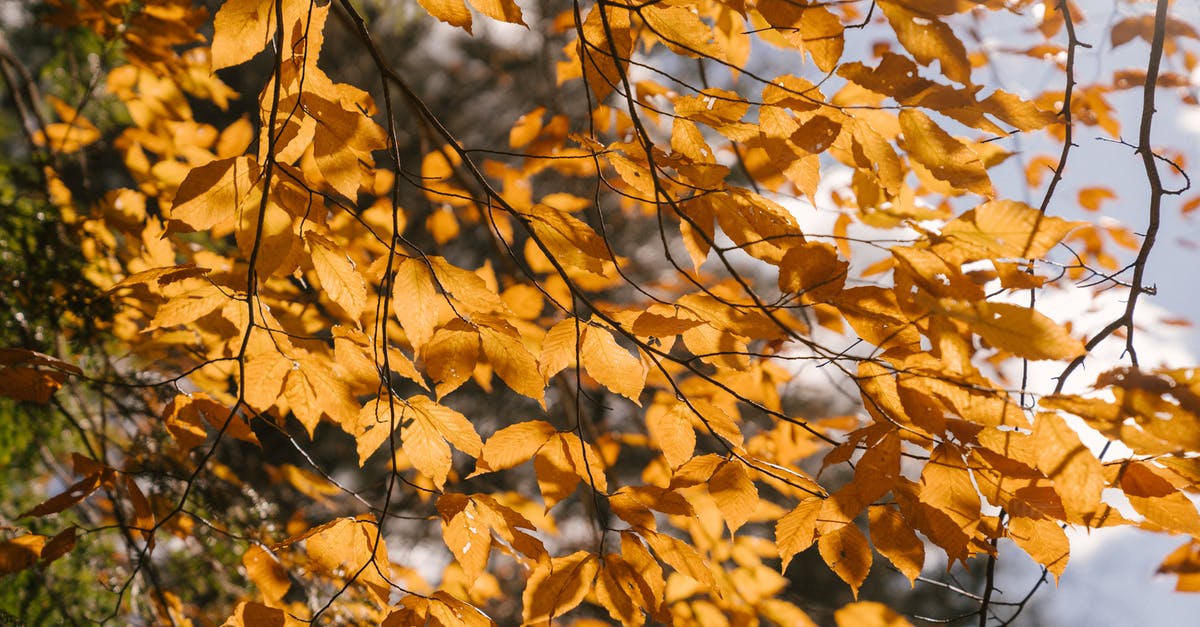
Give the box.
[305,231,367,319]
[169,156,261,232]
[944,300,1086,361]
[777,498,822,570]
[708,460,758,534]
[819,522,873,598]
[522,551,597,624]
[581,323,645,403]
[899,109,993,197]
[869,506,924,586]
[475,420,557,473]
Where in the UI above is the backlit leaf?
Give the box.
[581,323,645,403]
[818,523,873,597]
[522,551,597,624]
[305,231,367,320]
[170,156,261,232]
[899,109,992,197]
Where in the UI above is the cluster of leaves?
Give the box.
[3,0,1200,625]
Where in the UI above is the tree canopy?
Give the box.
[2,0,1200,625]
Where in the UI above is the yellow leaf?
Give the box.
[302,517,391,602]
[834,286,922,351]
[779,241,847,302]
[473,493,548,564]
[468,0,525,26]
[708,461,758,534]
[393,258,441,353]
[777,498,822,570]
[427,257,510,314]
[938,199,1079,262]
[522,551,597,624]
[643,530,716,589]
[834,601,913,627]
[170,157,261,233]
[34,97,101,153]
[509,107,545,148]
[678,196,715,270]
[830,429,901,519]
[242,545,290,603]
[403,395,484,488]
[148,284,228,330]
[527,204,613,275]
[918,443,980,563]
[239,185,302,274]
[1122,462,1200,535]
[307,95,387,200]
[642,5,724,60]
[534,434,581,510]
[576,4,632,102]
[880,2,971,84]
[1007,515,1069,582]
[581,324,645,403]
[595,554,647,626]
[646,403,696,469]
[868,506,924,586]
[540,317,580,379]
[424,319,480,399]
[242,350,292,414]
[418,0,473,32]
[405,416,454,490]
[755,4,844,72]
[437,494,492,579]
[285,355,359,436]
[210,0,273,70]
[898,109,992,197]
[818,523,873,598]
[478,322,546,402]
[305,231,367,320]
[945,300,1085,361]
[477,420,557,473]
[558,431,609,494]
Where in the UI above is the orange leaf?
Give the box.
[477,420,557,473]
[818,523,873,598]
[777,498,822,570]
[643,529,716,589]
[0,535,44,575]
[418,0,473,32]
[880,2,971,84]
[478,322,546,403]
[869,506,924,586]
[834,601,913,627]
[1122,462,1200,535]
[211,0,274,70]
[646,403,696,469]
[169,156,261,232]
[708,461,758,534]
[581,323,645,403]
[243,545,291,603]
[392,258,441,353]
[20,473,104,518]
[305,231,367,320]
[899,109,992,197]
[1008,515,1070,582]
[467,0,525,26]
[945,300,1086,361]
[522,551,597,624]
